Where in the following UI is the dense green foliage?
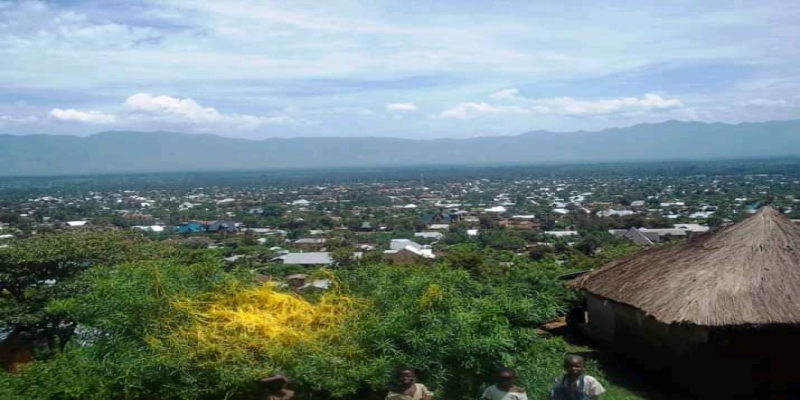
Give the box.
[0,232,594,399]
[334,264,567,399]
[1,260,239,399]
[0,231,176,357]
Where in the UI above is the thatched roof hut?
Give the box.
[571,206,800,397]
[571,206,800,327]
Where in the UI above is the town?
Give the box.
[1,161,797,267]
[2,159,800,399]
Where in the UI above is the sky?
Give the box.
[1,0,800,139]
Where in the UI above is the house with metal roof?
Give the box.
[273,252,334,266]
[206,220,238,233]
[383,239,435,265]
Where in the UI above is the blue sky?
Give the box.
[1,0,799,139]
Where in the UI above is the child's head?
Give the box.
[396,367,417,387]
[563,355,585,378]
[495,367,518,391]
[260,373,289,393]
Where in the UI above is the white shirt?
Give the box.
[551,375,606,399]
[481,385,529,400]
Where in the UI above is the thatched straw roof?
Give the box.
[571,206,800,327]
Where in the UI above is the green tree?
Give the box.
[0,231,174,357]
[478,216,498,230]
[443,223,471,245]
[331,246,357,266]
[574,234,602,255]
[478,230,526,251]
[261,205,287,218]
[529,244,554,261]
[442,244,484,273]
[2,260,572,400]
[706,215,723,227]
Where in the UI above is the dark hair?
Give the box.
[395,366,417,378]
[564,354,585,364]
[260,373,290,393]
[497,367,518,378]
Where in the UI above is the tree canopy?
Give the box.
[0,231,588,399]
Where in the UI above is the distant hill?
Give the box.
[2,120,800,176]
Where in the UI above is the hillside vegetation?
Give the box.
[0,231,640,399]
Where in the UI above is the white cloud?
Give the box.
[532,93,683,116]
[0,115,38,125]
[123,93,297,130]
[49,108,116,124]
[489,88,521,100]
[738,98,791,107]
[443,93,683,119]
[1,1,798,136]
[439,102,531,119]
[0,3,162,52]
[124,93,223,122]
[386,103,417,112]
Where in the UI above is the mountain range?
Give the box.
[2,120,800,176]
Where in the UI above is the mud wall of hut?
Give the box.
[382,249,422,265]
[584,293,709,359]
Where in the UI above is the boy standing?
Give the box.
[551,355,605,400]
[385,367,433,400]
[481,367,528,400]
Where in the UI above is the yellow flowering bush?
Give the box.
[168,283,361,364]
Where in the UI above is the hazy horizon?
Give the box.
[1,1,799,139]
[2,119,799,141]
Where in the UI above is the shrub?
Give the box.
[2,251,572,399]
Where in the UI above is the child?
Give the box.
[551,355,605,400]
[385,367,433,400]
[259,373,295,400]
[481,367,528,400]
